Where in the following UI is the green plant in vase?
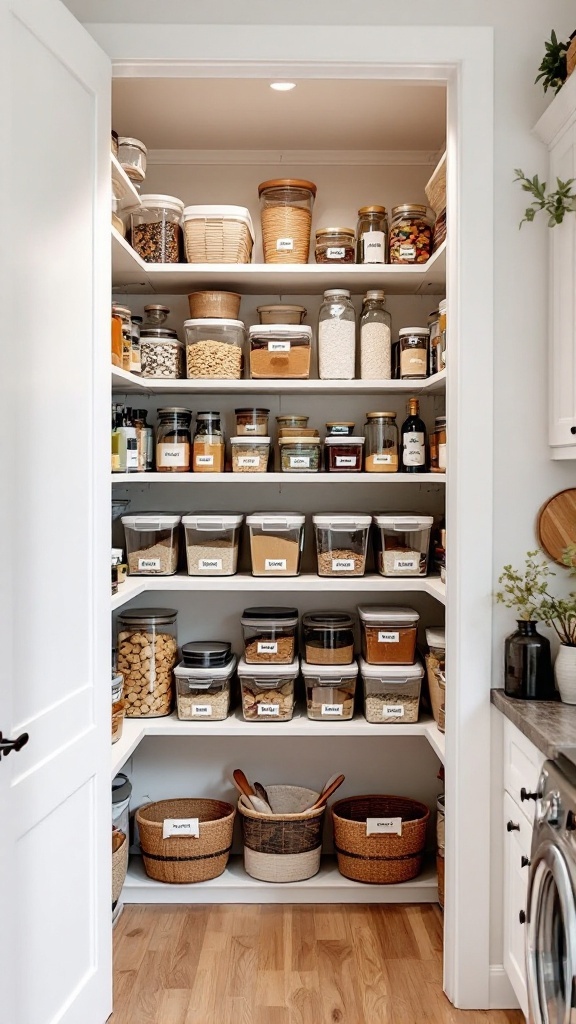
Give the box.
[496,552,557,700]
[535,29,569,95]
[538,544,576,703]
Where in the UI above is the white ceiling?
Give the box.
[112,78,446,152]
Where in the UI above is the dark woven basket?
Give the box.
[242,808,325,856]
[332,794,430,884]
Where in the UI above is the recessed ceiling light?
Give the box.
[270,82,296,92]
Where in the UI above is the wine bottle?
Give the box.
[401,397,427,473]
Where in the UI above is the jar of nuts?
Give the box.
[117,608,178,718]
[129,194,184,263]
[184,318,245,380]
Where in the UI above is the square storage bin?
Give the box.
[230,436,271,473]
[302,612,355,665]
[246,512,305,577]
[248,325,312,379]
[241,606,299,664]
[373,513,433,577]
[324,435,365,472]
[358,606,420,665]
[301,660,358,721]
[238,657,299,721]
[313,513,371,577]
[279,438,322,473]
[182,512,243,576]
[121,513,181,575]
[174,652,236,722]
[360,658,425,723]
[182,204,254,264]
[184,318,245,379]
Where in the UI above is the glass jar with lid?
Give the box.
[117,136,147,183]
[356,206,388,264]
[193,412,225,473]
[155,407,192,473]
[112,304,132,372]
[360,290,391,379]
[438,298,447,370]
[117,608,178,718]
[430,416,447,473]
[258,178,317,264]
[143,304,170,328]
[399,327,430,380]
[389,205,434,264]
[315,227,355,264]
[364,411,399,473]
[140,327,184,379]
[318,289,356,380]
[130,316,142,375]
[130,195,184,264]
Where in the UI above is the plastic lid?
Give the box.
[248,324,312,339]
[112,773,132,803]
[302,612,355,630]
[278,437,321,447]
[359,657,425,681]
[373,513,434,528]
[323,289,351,299]
[324,436,365,446]
[184,318,245,329]
[241,606,299,625]
[174,655,237,682]
[312,513,372,528]
[238,656,300,679]
[358,605,420,626]
[315,226,355,238]
[439,299,447,313]
[398,327,430,337]
[136,194,184,214]
[181,641,232,668]
[426,627,446,649]
[118,137,147,153]
[231,436,271,445]
[301,658,359,680]
[246,512,305,529]
[182,512,243,528]
[121,513,181,529]
[258,178,317,196]
[117,608,177,625]
[182,205,255,242]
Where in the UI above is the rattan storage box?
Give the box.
[183,205,254,264]
[332,794,430,884]
[238,785,325,882]
[136,798,235,883]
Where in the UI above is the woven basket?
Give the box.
[187,291,241,319]
[332,795,430,884]
[112,833,128,905]
[437,852,445,909]
[183,216,253,264]
[136,798,235,884]
[425,153,446,216]
[238,785,325,882]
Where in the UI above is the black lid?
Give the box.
[235,407,270,414]
[242,606,299,620]
[118,607,177,624]
[181,641,232,667]
[112,773,132,803]
[302,611,355,629]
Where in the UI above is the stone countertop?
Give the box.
[491,688,576,759]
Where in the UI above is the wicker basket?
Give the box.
[238,785,325,882]
[332,795,430,884]
[425,153,446,216]
[183,206,254,264]
[136,798,235,883]
[112,832,128,905]
[425,652,444,725]
[187,291,241,320]
[437,852,445,909]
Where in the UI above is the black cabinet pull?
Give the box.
[521,856,530,868]
[519,910,526,924]
[507,820,520,832]
[520,788,538,802]
[571,426,576,435]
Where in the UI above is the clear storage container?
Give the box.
[130,195,184,263]
[117,137,147,183]
[360,290,391,379]
[356,206,388,264]
[301,660,358,720]
[324,436,364,473]
[174,644,236,721]
[235,408,270,435]
[364,411,399,473]
[248,325,312,379]
[182,512,243,576]
[246,512,305,577]
[140,328,184,378]
[155,408,192,473]
[184,318,245,379]
[279,438,321,473]
[318,289,356,380]
[117,608,178,718]
[238,657,299,721]
[358,606,420,665]
[302,612,355,665]
[241,606,299,664]
[313,513,372,577]
[193,411,225,473]
[425,626,446,726]
[399,327,430,380]
[373,513,433,577]
[111,673,126,744]
[121,513,181,576]
[360,658,425,723]
[231,436,270,473]
[389,204,434,264]
[315,227,355,264]
[258,179,316,264]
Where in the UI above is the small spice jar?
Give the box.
[111,673,126,744]
[130,195,184,264]
[235,408,270,435]
[324,436,365,473]
[326,422,355,436]
[356,206,388,264]
[258,178,317,264]
[241,606,299,664]
[360,290,391,379]
[364,411,399,473]
[117,136,147,183]
[315,227,355,264]
[399,328,430,380]
[430,416,447,473]
[318,289,356,380]
[117,608,178,718]
[302,612,355,666]
[358,606,420,666]
[301,660,358,721]
[155,407,192,472]
[389,204,434,264]
[193,411,225,473]
[231,436,270,473]
[279,437,322,473]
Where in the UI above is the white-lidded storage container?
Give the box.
[248,324,312,379]
[358,605,420,665]
[230,436,271,473]
[184,317,245,379]
[183,204,255,264]
[117,136,147,183]
[313,513,372,577]
[238,657,299,721]
[129,194,184,264]
[121,513,181,576]
[246,512,305,577]
[359,658,425,723]
[301,659,358,721]
[182,512,243,576]
[174,651,236,722]
[373,512,433,577]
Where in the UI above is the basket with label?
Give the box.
[258,179,317,264]
[332,794,430,884]
[182,205,254,264]
[136,797,236,883]
[238,784,325,882]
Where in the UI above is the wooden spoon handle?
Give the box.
[233,768,255,800]
[307,774,345,811]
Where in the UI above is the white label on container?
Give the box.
[138,557,161,571]
[366,816,403,836]
[322,703,343,716]
[276,237,294,251]
[268,340,291,352]
[361,230,385,262]
[243,423,258,433]
[335,456,356,467]
[265,558,287,571]
[126,447,139,470]
[199,558,222,571]
[192,704,212,717]
[162,818,200,839]
[158,443,187,467]
[258,642,278,654]
[378,631,400,643]
[258,703,280,716]
[383,705,405,718]
[332,558,355,571]
[402,432,425,466]
[394,556,418,571]
[290,456,310,468]
[399,242,416,260]
[327,247,346,259]
[196,454,214,466]
[238,456,260,467]
[372,453,392,465]
[438,442,447,470]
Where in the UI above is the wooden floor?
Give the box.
[112,904,524,1024]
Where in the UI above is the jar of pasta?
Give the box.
[258,179,316,264]
[389,205,434,264]
[193,411,225,473]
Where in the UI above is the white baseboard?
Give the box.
[489,965,522,1012]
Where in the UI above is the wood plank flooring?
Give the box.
[111,904,524,1024]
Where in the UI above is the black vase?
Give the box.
[504,620,557,700]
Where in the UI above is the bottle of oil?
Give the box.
[400,397,427,473]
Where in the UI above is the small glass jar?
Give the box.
[130,195,184,264]
[140,328,184,379]
[399,328,430,380]
[318,289,356,380]
[143,304,170,328]
[324,436,364,473]
[156,407,192,473]
[276,414,309,431]
[315,227,355,264]
[111,313,123,368]
[258,178,317,264]
[302,612,355,666]
[112,304,132,372]
[326,422,355,436]
[356,206,388,264]
[279,438,322,473]
[364,411,399,473]
[360,290,391,379]
[132,409,154,472]
[130,316,142,375]
[117,608,178,718]
[193,411,225,473]
[111,197,125,237]
[430,416,447,473]
[117,136,147,183]
[235,408,270,435]
[389,204,434,264]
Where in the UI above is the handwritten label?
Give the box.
[162,818,200,839]
[383,705,405,718]
[366,817,403,836]
[394,556,418,571]
[322,704,343,716]
[258,703,279,716]
[157,443,187,466]
[196,454,214,466]
[268,340,290,352]
[326,247,346,259]
[265,558,287,571]
[192,705,212,717]
[258,642,278,654]
[332,558,355,571]
[372,454,392,465]
[290,456,310,468]
[238,456,259,467]
[243,423,258,433]
[138,558,160,571]
[335,456,356,467]
[199,558,222,571]
[276,237,294,251]
[399,242,416,260]
[378,631,399,643]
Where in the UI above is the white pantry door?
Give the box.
[0,2,111,1023]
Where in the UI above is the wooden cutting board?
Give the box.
[537,487,576,564]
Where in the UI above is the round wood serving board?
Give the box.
[537,487,576,564]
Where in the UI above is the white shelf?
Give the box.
[425,720,446,763]
[110,155,141,210]
[123,854,438,904]
[112,231,446,296]
[111,366,447,396]
[111,718,145,777]
[111,471,444,485]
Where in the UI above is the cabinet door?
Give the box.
[503,792,532,1016]
[549,121,576,453]
[0,3,111,1023]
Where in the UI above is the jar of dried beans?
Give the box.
[258,178,316,264]
[129,195,184,263]
[117,608,178,718]
[315,227,355,264]
[241,606,299,664]
[155,407,192,472]
[389,204,434,264]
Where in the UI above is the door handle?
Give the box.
[521,856,530,868]
[520,788,538,802]
[507,820,520,832]
[0,730,29,759]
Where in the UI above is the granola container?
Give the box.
[174,646,236,722]
[121,513,181,576]
[373,513,433,577]
[241,606,299,665]
[301,660,358,721]
[182,512,243,576]
[279,438,322,473]
[358,606,420,666]
[360,658,424,723]
[117,608,178,718]
[246,512,305,577]
[238,657,299,721]
[230,436,271,473]
[302,612,355,666]
[313,513,372,577]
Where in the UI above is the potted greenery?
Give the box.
[496,552,556,700]
[535,29,569,95]
[538,544,576,703]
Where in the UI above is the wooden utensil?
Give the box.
[254,781,271,806]
[537,487,576,565]
[319,773,341,796]
[306,774,345,811]
[232,769,272,814]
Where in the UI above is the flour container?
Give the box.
[182,512,243,576]
[246,512,305,577]
[373,513,433,577]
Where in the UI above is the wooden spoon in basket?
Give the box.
[232,768,273,814]
[306,774,345,812]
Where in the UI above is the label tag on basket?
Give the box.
[366,817,403,836]
[162,818,200,839]
[276,237,294,251]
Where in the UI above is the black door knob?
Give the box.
[521,788,538,802]
[571,427,576,435]
[0,731,29,759]
[519,910,526,924]
[567,810,576,831]
[521,856,530,868]
[507,820,520,832]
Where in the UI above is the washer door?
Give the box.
[526,841,576,1024]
